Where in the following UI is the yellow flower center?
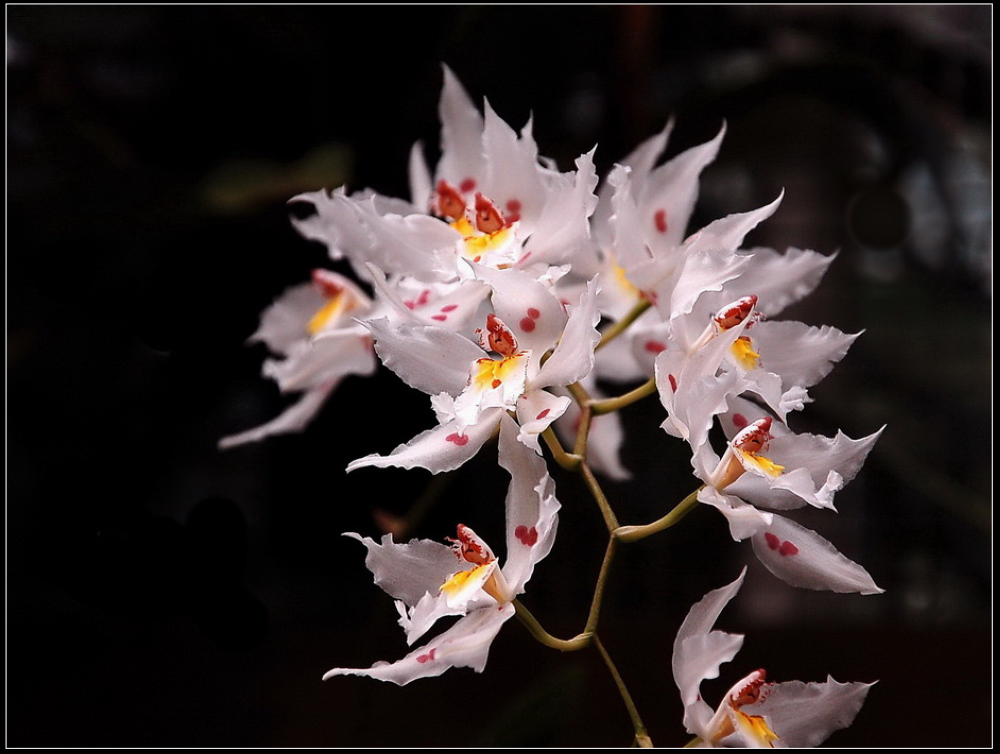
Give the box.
[731,336,761,369]
[732,709,780,748]
[307,293,354,335]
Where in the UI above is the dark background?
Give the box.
[8,5,991,748]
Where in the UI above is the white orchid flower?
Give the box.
[346,267,601,474]
[219,269,377,448]
[587,174,782,387]
[673,568,875,747]
[651,237,856,442]
[291,64,599,287]
[323,414,559,685]
[688,397,883,595]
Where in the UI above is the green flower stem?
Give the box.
[683,736,704,748]
[584,537,617,634]
[581,461,620,532]
[593,634,652,748]
[541,427,582,471]
[566,380,593,407]
[614,486,703,543]
[589,377,657,416]
[573,405,592,458]
[512,598,591,651]
[596,298,652,352]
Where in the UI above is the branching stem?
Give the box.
[614,486,703,543]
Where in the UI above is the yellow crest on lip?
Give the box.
[737,449,784,477]
[307,295,347,335]
[462,226,513,261]
[731,336,761,369]
[472,353,527,392]
[733,709,780,748]
[440,562,494,607]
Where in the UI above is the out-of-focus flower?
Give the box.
[323,414,559,685]
[219,269,377,448]
[673,568,875,747]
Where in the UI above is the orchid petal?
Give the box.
[672,567,747,711]
[349,198,461,283]
[263,329,375,393]
[481,99,547,230]
[364,316,486,397]
[218,380,338,450]
[437,64,486,195]
[408,139,433,217]
[472,264,568,354]
[714,246,837,318]
[498,414,561,594]
[749,321,859,391]
[643,121,726,251]
[605,164,652,270]
[751,513,884,594]
[247,281,326,354]
[347,409,503,474]
[521,148,600,268]
[342,532,460,606]
[404,562,498,644]
[323,602,514,686]
[682,192,783,259]
[752,676,876,748]
[514,390,572,454]
[531,277,602,390]
[290,187,378,263]
[697,485,774,541]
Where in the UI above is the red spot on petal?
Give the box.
[668,373,678,393]
[519,317,536,332]
[732,413,749,428]
[764,532,798,556]
[416,648,437,664]
[644,340,666,354]
[446,433,469,446]
[506,199,522,212]
[432,314,447,321]
[654,209,669,234]
[491,379,501,389]
[507,213,520,223]
[460,178,476,193]
[779,541,799,556]
[514,525,538,546]
[404,300,416,310]
[440,304,458,312]
[535,409,550,420]
[527,307,540,319]
[417,290,430,305]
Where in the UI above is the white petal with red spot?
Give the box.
[346,409,504,474]
[751,513,883,594]
[497,414,561,595]
[323,601,514,687]
[514,390,572,453]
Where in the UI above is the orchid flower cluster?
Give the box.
[221,65,884,747]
